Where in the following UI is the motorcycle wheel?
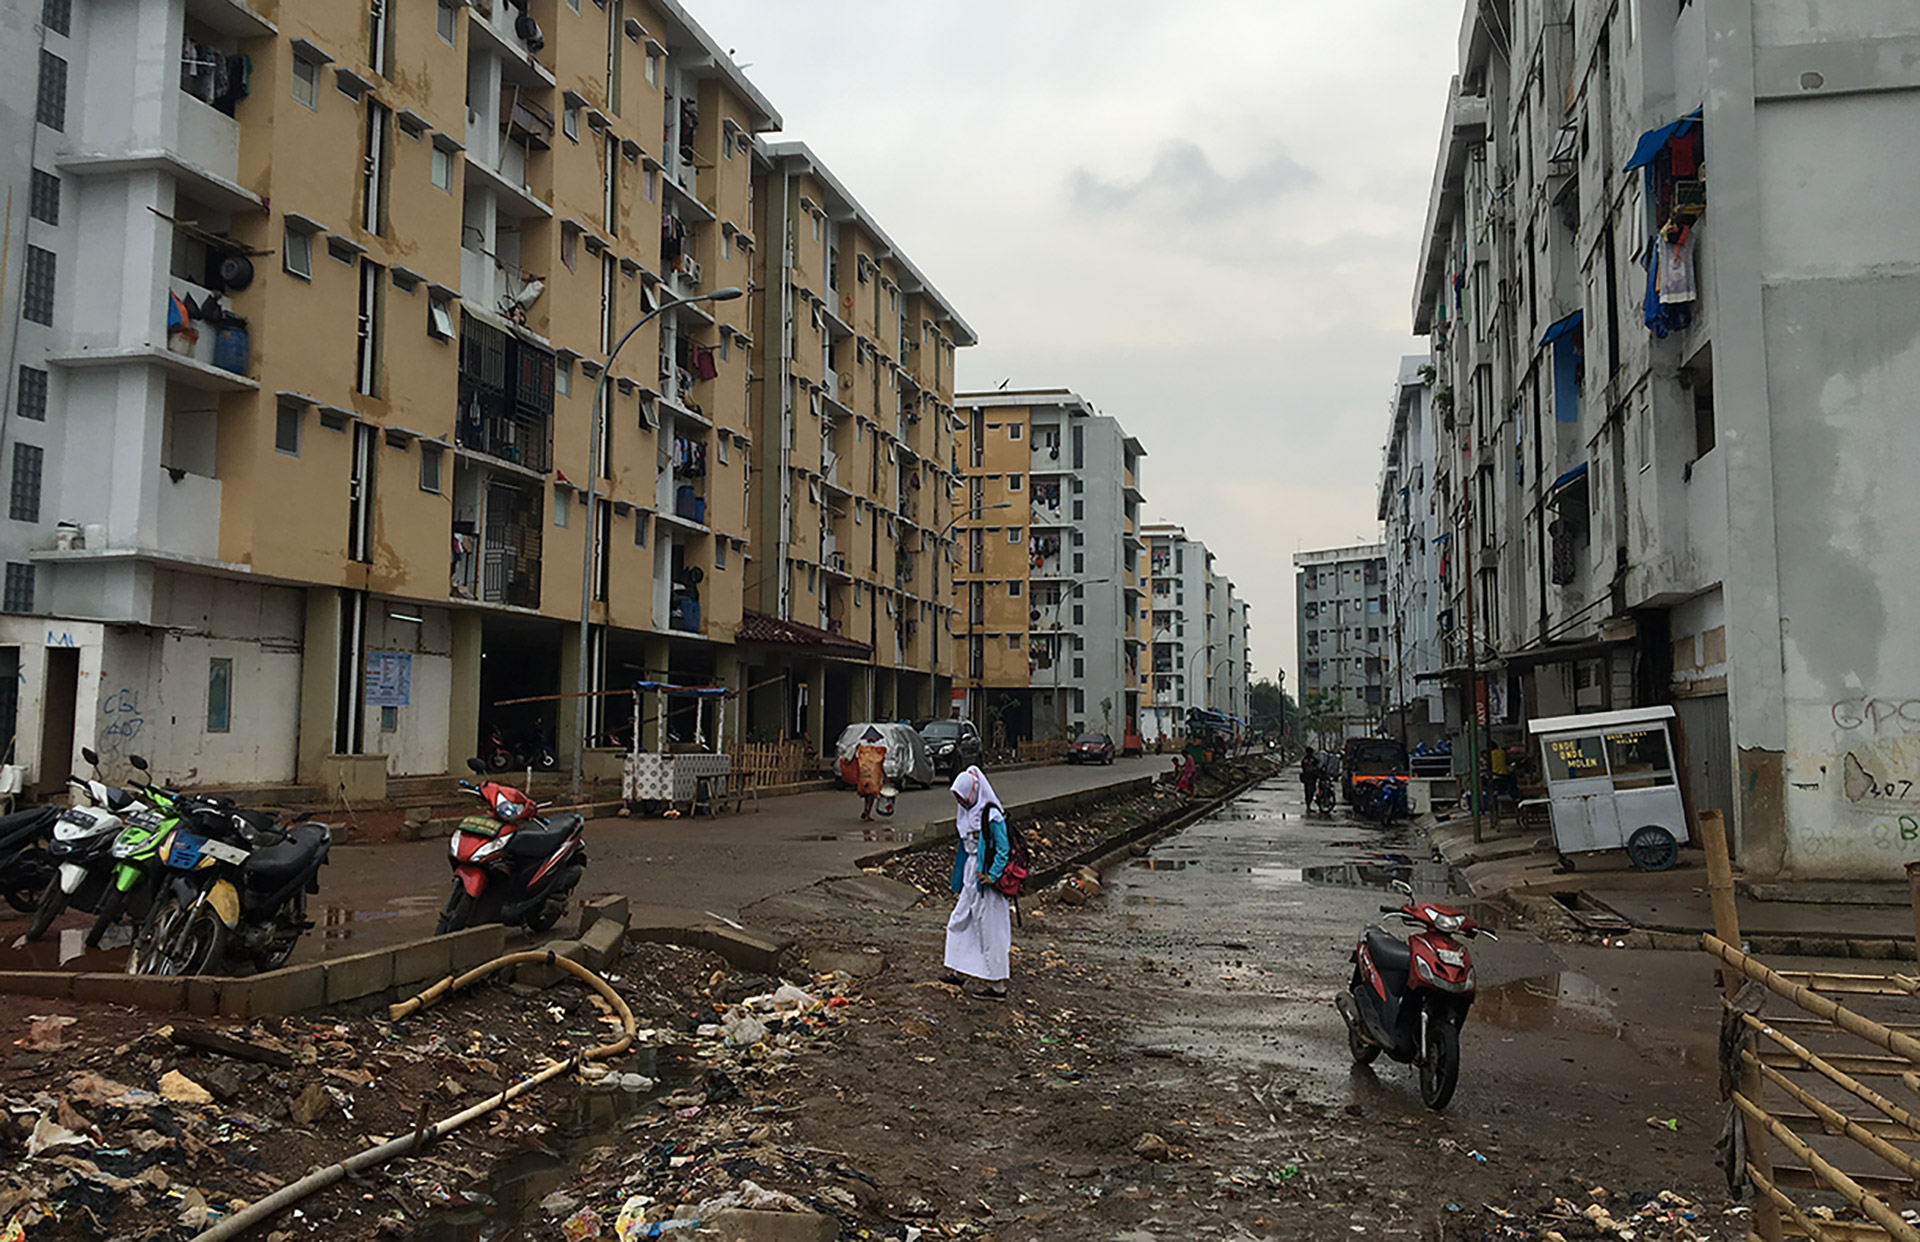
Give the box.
[436,883,476,935]
[537,748,559,771]
[525,893,567,934]
[3,856,48,912]
[126,897,184,976]
[1419,1011,1461,1111]
[487,751,513,773]
[252,892,306,972]
[166,908,227,977]
[1347,1015,1381,1066]
[85,887,128,950]
[25,879,67,943]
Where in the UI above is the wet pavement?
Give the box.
[1056,777,1724,1121]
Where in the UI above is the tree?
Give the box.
[1300,689,1346,748]
[1249,679,1291,733]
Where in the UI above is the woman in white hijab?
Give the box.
[943,765,1012,1000]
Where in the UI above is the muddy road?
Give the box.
[750,774,1741,1240]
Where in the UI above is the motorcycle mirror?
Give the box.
[129,755,151,771]
[466,757,487,775]
[81,746,100,768]
[1391,879,1415,897]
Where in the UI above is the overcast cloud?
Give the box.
[700,0,1462,694]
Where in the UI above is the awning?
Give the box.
[1501,636,1628,672]
[631,680,735,699]
[1538,309,1584,350]
[1623,111,1702,172]
[1548,462,1589,495]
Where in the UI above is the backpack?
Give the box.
[993,812,1031,899]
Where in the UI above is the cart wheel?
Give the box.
[1626,825,1679,872]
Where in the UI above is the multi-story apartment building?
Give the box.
[951,390,1144,746]
[1377,355,1445,741]
[1139,524,1247,743]
[1294,544,1389,741]
[741,142,974,746]
[0,0,972,795]
[1410,0,1920,877]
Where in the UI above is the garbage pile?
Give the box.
[1457,1188,1751,1240]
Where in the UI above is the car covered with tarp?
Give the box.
[833,722,934,790]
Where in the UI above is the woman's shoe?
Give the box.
[971,984,1008,1002]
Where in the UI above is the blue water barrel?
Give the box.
[213,325,249,374]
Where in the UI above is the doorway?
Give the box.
[38,648,79,797]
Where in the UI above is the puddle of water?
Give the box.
[788,822,942,845]
[1132,859,1190,871]
[0,924,133,972]
[406,1044,699,1240]
[1477,972,1622,1037]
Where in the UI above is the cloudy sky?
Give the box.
[701,0,1463,691]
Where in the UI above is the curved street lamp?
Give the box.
[571,286,745,797]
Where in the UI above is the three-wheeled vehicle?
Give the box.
[1527,705,1689,870]
[1342,736,1411,808]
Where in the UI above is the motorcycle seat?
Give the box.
[102,786,138,812]
[1363,926,1412,977]
[0,804,55,838]
[243,822,330,887]
[234,808,280,835]
[505,820,574,858]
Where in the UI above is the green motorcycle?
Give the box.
[85,756,182,950]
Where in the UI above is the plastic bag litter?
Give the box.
[723,1017,768,1047]
[768,984,819,1010]
[561,1206,603,1242]
[689,1181,811,1217]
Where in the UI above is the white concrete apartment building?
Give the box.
[1294,544,1389,741]
[1411,0,1920,877]
[1377,355,1446,741]
[1140,523,1248,742]
[953,390,1145,744]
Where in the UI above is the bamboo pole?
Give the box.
[1700,808,1741,984]
[1733,1092,1920,1242]
[1747,1017,1920,1138]
[1907,860,1920,965]
[1746,1163,1852,1242]
[1745,1051,1920,1183]
[1707,935,1920,1066]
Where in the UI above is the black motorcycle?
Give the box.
[0,803,60,913]
[125,798,331,977]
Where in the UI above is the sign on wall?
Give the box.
[364,651,412,709]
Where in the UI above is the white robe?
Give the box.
[944,830,1011,982]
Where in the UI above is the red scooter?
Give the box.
[1336,879,1494,1110]
[435,759,587,935]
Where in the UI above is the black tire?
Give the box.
[537,748,558,771]
[252,892,306,972]
[526,893,566,934]
[436,884,476,935]
[167,908,227,976]
[487,751,512,773]
[1626,825,1679,872]
[1348,1016,1381,1066]
[25,879,67,942]
[85,887,128,950]
[125,897,176,975]
[3,882,38,914]
[1419,1011,1461,1111]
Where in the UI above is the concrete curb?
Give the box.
[1065,762,1282,886]
[852,776,1160,870]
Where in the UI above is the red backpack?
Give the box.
[994,814,1031,898]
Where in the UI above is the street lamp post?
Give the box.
[570,287,744,799]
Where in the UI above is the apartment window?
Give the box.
[428,293,455,340]
[355,261,384,395]
[16,368,48,423]
[643,168,657,202]
[1008,580,1022,597]
[275,402,303,455]
[1073,659,1084,679]
[42,0,70,36]
[634,512,647,547]
[1072,499,1083,521]
[363,101,391,233]
[283,222,314,279]
[1007,473,1022,491]
[715,539,727,569]
[206,658,233,733]
[645,49,659,87]
[37,51,66,131]
[347,423,375,562]
[368,0,393,77]
[1008,526,1021,544]
[291,54,319,109]
[1072,425,1084,468]
[553,488,570,527]
[603,134,619,233]
[556,358,572,397]
[22,246,54,325]
[1009,423,1022,440]
[29,170,59,225]
[563,102,579,141]
[716,436,729,465]
[2,565,34,614]
[9,445,43,522]
[430,143,452,191]
[811,214,822,243]
[436,0,457,44]
[599,255,616,352]
[1009,634,1021,650]
[1073,604,1084,625]
[806,564,816,592]
[1073,553,1084,574]
[419,442,443,493]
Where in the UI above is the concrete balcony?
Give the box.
[156,470,223,561]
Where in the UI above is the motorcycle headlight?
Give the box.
[494,793,527,821]
[1429,911,1464,934]
[471,836,510,862]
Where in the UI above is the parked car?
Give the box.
[917,718,983,776]
[1068,732,1117,765]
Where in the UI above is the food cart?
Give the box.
[619,680,734,813]
[1527,705,1689,870]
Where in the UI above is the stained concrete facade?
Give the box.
[1294,544,1389,742]
[1377,356,1446,742]
[1410,0,1920,877]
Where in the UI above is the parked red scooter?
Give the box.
[435,759,587,935]
[1336,879,1494,1110]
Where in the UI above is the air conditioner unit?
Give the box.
[681,257,702,285]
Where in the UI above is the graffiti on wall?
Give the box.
[1842,752,1915,802]
[99,686,145,760]
[1832,695,1920,735]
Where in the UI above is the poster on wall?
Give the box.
[365,651,413,709]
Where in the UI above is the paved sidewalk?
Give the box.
[300,756,1169,963]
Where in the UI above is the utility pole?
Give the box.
[1461,493,1484,844]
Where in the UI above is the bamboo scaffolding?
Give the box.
[1745,1015,1920,1138]
[1746,1052,1920,1183]
[1732,1092,1920,1242]
[1706,936,1920,1066]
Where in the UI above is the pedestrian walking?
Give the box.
[853,725,887,821]
[942,765,1011,1001]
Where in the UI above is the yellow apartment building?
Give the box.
[0,0,806,794]
[740,142,975,748]
[951,390,1145,748]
